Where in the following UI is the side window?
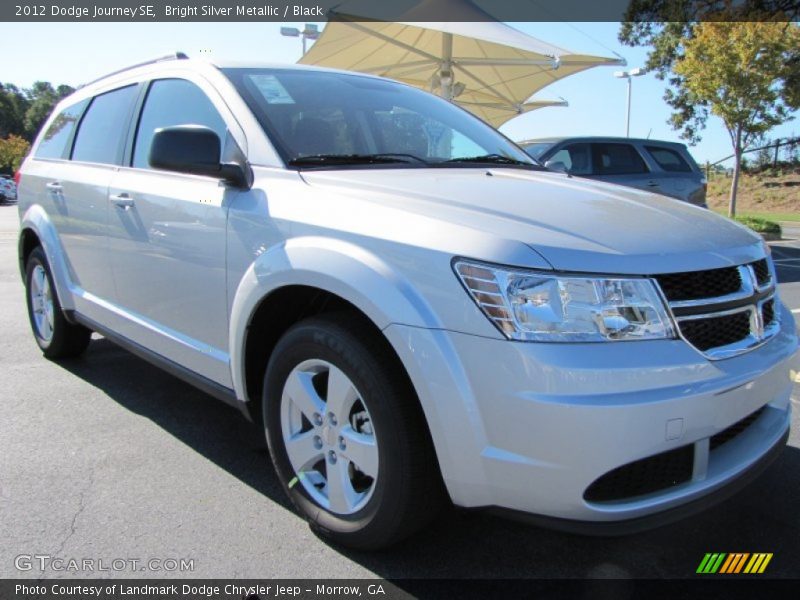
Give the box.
[646,146,693,173]
[71,85,137,165]
[35,100,88,160]
[132,79,228,169]
[549,143,591,175]
[591,143,648,175]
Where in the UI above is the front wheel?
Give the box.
[263,313,444,549]
[25,246,91,358]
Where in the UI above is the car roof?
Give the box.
[77,53,391,94]
[517,136,688,149]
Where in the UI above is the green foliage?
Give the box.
[620,11,799,217]
[734,215,781,235]
[0,81,75,141]
[620,3,800,146]
[0,84,27,138]
[0,135,31,172]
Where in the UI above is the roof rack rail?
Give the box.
[79,52,189,89]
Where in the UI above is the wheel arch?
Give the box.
[18,204,76,312]
[230,236,442,409]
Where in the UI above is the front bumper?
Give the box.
[384,303,797,526]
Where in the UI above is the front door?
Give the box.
[105,77,236,386]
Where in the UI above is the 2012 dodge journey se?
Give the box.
[16,54,798,549]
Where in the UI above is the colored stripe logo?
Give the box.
[696,553,773,574]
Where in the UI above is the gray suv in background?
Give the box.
[518,137,707,207]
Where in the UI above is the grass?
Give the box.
[732,215,782,236]
[712,209,800,223]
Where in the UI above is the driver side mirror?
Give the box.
[544,160,569,174]
[149,125,248,188]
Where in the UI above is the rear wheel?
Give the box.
[25,246,91,358]
[263,313,444,549]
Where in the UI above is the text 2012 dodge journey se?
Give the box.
[17,55,798,549]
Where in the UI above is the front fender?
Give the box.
[19,204,76,312]
[228,236,442,402]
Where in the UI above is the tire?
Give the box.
[263,312,444,549]
[25,246,91,359]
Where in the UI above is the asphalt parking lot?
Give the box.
[0,203,798,582]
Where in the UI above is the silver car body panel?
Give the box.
[16,58,798,525]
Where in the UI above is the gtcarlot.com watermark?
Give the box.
[15,554,195,573]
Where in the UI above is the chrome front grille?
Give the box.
[654,260,779,360]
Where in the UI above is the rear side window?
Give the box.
[132,79,227,169]
[592,143,648,175]
[71,85,137,165]
[549,143,591,175]
[646,146,693,173]
[35,100,88,160]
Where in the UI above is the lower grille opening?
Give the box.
[584,445,694,503]
[710,407,766,451]
[679,311,751,351]
[762,299,775,326]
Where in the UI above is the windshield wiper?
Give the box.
[288,153,430,167]
[443,154,536,167]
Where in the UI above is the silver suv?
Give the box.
[16,55,797,549]
[518,136,708,207]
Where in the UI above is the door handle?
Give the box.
[110,193,134,209]
[646,181,660,187]
[46,182,63,192]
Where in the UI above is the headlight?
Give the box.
[454,260,676,342]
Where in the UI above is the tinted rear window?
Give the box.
[35,100,88,160]
[71,85,137,165]
[646,146,693,173]
[592,143,648,175]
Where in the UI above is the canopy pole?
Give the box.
[440,32,454,100]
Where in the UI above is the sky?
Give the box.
[1,21,798,166]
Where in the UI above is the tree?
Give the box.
[621,12,800,217]
[0,84,29,138]
[0,81,74,142]
[673,22,799,216]
[23,82,74,140]
[0,135,30,173]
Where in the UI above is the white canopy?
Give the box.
[300,6,623,126]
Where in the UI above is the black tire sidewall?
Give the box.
[25,247,58,352]
[264,318,412,543]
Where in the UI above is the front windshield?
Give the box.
[223,67,536,168]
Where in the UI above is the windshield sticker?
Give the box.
[250,75,295,104]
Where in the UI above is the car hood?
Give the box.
[300,168,764,274]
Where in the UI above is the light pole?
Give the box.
[613,67,644,137]
[280,24,320,56]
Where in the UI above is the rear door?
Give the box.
[589,142,657,194]
[105,76,239,386]
[643,144,706,205]
[43,86,139,317]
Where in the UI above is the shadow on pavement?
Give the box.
[57,338,800,580]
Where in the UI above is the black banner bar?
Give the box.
[4,579,800,600]
[3,0,799,22]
